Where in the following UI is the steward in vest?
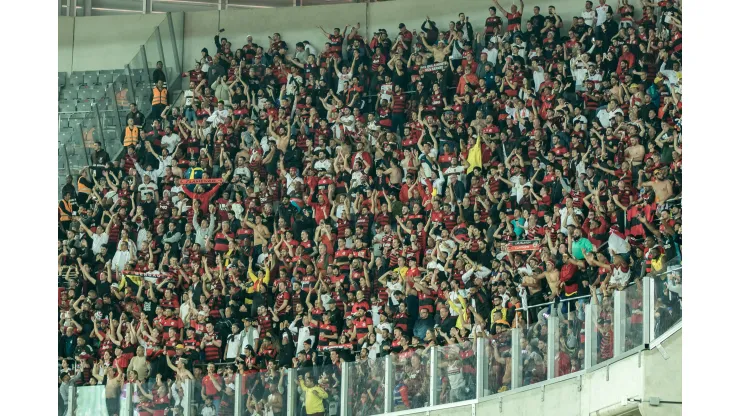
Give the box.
[122,118,139,148]
[151,80,168,122]
[59,192,74,231]
[76,167,94,207]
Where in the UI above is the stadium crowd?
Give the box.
[58,0,683,415]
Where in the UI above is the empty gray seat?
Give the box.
[62,88,77,101]
[59,119,70,129]
[83,74,98,85]
[60,102,77,112]
[58,130,74,143]
[59,72,67,87]
[69,72,84,86]
[89,87,105,101]
[98,73,113,85]
[77,99,92,110]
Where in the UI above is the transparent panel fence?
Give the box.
[595,293,614,364]
[74,385,108,416]
[391,348,430,411]
[486,329,513,395]
[519,319,547,387]
[554,299,588,377]
[436,339,476,405]
[346,357,386,416]
[623,281,645,352]
[237,367,287,416]
[649,256,682,340]
[293,363,342,416]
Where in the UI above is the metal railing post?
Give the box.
[109,83,124,134]
[62,144,72,177]
[93,102,106,154]
[585,303,599,369]
[476,336,488,398]
[339,361,350,416]
[510,328,522,389]
[384,355,394,413]
[429,346,439,407]
[643,278,652,346]
[77,122,91,166]
[183,379,194,416]
[141,45,152,86]
[125,64,136,105]
[155,26,169,87]
[547,315,559,380]
[613,289,626,356]
[167,12,183,77]
[67,384,76,415]
[286,368,297,416]
[233,373,243,416]
[647,276,657,342]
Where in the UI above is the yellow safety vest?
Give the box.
[124,126,139,147]
[59,200,73,222]
[77,178,91,195]
[152,87,168,105]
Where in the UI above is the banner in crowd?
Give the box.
[419,62,446,73]
[179,178,223,185]
[119,271,173,289]
[506,240,540,252]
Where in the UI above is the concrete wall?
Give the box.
[59,17,75,74]
[639,328,682,416]
[70,14,166,72]
[61,0,646,74]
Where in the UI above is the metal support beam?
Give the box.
[643,278,653,346]
[78,122,91,166]
[183,379,194,416]
[122,382,133,416]
[125,65,136,106]
[339,361,350,416]
[141,45,152,86]
[585,303,599,369]
[67,384,76,415]
[218,0,228,10]
[429,346,439,406]
[234,373,244,416]
[109,84,124,136]
[293,0,302,6]
[547,315,559,380]
[143,0,153,14]
[93,102,106,153]
[83,0,92,16]
[66,0,77,17]
[613,290,627,356]
[384,355,394,413]
[510,328,522,389]
[167,12,183,80]
[286,369,297,416]
[647,277,656,343]
[155,27,169,87]
[476,337,488,398]
[62,144,72,177]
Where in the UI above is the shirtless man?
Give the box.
[380,159,403,189]
[639,167,674,204]
[92,362,124,416]
[420,35,454,63]
[624,135,645,170]
[243,216,271,256]
[531,260,561,299]
[166,349,195,380]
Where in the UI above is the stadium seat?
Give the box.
[68,72,84,86]
[98,73,114,85]
[62,89,78,101]
[83,73,99,85]
[58,72,67,87]
[60,102,77,113]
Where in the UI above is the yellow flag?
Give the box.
[466,136,482,173]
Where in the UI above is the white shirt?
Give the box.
[510,179,532,202]
[161,133,180,154]
[532,67,545,92]
[313,158,332,172]
[234,165,252,181]
[558,206,583,234]
[225,332,245,359]
[596,107,623,129]
[582,9,596,26]
[138,182,158,199]
[111,249,132,272]
[288,322,315,356]
[595,4,610,26]
[91,232,109,255]
[481,46,498,65]
[240,326,259,353]
[336,70,353,94]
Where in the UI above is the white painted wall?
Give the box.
[59,17,75,75]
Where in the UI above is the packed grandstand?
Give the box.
[58,0,682,415]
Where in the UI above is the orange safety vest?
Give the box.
[124,126,139,147]
[77,178,92,195]
[59,199,73,222]
[152,87,168,105]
